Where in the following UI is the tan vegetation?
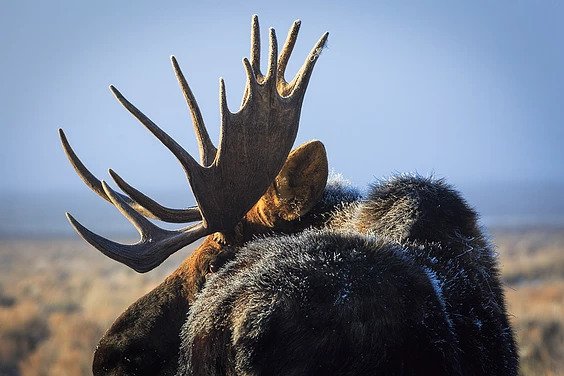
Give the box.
[495,228,564,375]
[0,239,188,375]
[0,228,561,375]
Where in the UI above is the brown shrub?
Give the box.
[19,313,103,376]
[0,300,48,376]
[0,232,562,376]
[505,281,564,375]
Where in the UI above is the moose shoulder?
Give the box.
[181,176,518,375]
[60,16,518,376]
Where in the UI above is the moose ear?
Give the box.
[249,140,328,226]
[92,275,190,375]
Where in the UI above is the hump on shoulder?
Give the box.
[355,175,482,244]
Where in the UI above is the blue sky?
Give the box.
[1,1,563,204]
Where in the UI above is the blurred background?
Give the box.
[1,1,562,375]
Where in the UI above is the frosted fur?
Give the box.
[422,266,454,331]
[177,175,518,375]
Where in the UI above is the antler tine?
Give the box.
[286,31,329,101]
[59,129,120,205]
[219,78,230,124]
[66,181,209,272]
[250,15,262,80]
[108,169,201,223]
[265,28,279,83]
[59,128,200,223]
[241,14,263,107]
[171,56,217,167]
[101,180,161,236]
[109,85,200,173]
[277,19,301,86]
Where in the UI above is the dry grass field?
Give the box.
[495,228,564,375]
[0,227,562,375]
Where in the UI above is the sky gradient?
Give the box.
[1,1,563,234]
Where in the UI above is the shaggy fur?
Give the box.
[93,277,189,375]
[177,175,518,375]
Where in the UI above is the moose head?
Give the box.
[61,16,519,376]
[60,16,330,374]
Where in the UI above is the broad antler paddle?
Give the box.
[59,16,328,272]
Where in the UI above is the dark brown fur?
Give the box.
[92,142,329,375]
[92,145,518,375]
[178,175,518,375]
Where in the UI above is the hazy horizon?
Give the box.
[2,179,564,237]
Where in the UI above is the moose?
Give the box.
[60,16,518,375]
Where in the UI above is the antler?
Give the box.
[59,16,328,272]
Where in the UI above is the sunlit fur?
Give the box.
[92,141,330,375]
[92,148,518,375]
[178,175,518,375]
